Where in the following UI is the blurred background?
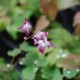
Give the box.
[0,0,80,80]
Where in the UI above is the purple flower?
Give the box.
[18,19,55,54]
[18,18,32,37]
[32,31,55,54]
[38,40,46,54]
[34,38,55,54]
[32,31,48,40]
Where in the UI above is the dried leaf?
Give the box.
[66,54,80,62]
[75,25,80,36]
[34,15,50,33]
[40,0,58,20]
[73,12,80,36]
[56,54,80,70]
[73,11,80,27]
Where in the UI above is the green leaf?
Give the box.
[20,0,39,11]
[58,0,80,10]
[6,24,18,39]
[42,66,55,79]
[37,54,47,67]
[21,50,47,67]
[0,58,5,66]
[19,42,35,52]
[21,66,38,80]
[48,28,73,47]
[63,69,79,79]
[0,58,6,72]
[42,66,62,80]
[8,48,21,57]
[50,22,62,28]
[0,17,11,31]
[6,70,20,80]
[21,52,39,66]
[0,58,5,63]
[51,68,62,80]
[47,48,69,66]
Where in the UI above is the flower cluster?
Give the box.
[18,18,55,54]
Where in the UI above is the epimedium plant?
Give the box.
[4,21,80,80]
[18,18,55,53]
[0,0,80,80]
[0,0,79,39]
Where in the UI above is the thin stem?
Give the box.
[8,34,34,65]
[9,40,25,65]
[24,34,34,40]
[2,53,24,80]
[9,54,17,65]
[3,34,34,80]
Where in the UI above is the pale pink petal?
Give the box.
[24,18,32,28]
[31,35,35,39]
[34,39,38,45]
[18,18,32,31]
[32,31,48,40]
[46,41,55,48]
[40,32,48,37]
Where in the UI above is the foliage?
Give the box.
[0,0,80,80]
[6,23,80,80]
[0,58,20,80]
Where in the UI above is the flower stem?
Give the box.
[2,52,24,80]
[3,34,34,80]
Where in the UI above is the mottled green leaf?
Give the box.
[63,69,79,79]
[42,66,62,80]
[8,48,21,57]
[20,0,39,11]
[56,54,80,70]
[19,42,35,52]
[47,48,69,65]
[51,68,62,80]
[48,28,73,47]
[21,66,38,80]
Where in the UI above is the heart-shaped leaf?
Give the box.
[40,0,58,20]
[56,54,80,70]
[34,15,50,33]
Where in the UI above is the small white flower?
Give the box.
[6,64,10,68]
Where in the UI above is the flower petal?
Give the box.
[34,39,38,45]
[24,29,30,38]
[38,45,45,54]
[44,32,48,36]
[24,18,32,28]
[24,18,28,24]
[32,31,48,40]
[46,41,55,48]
